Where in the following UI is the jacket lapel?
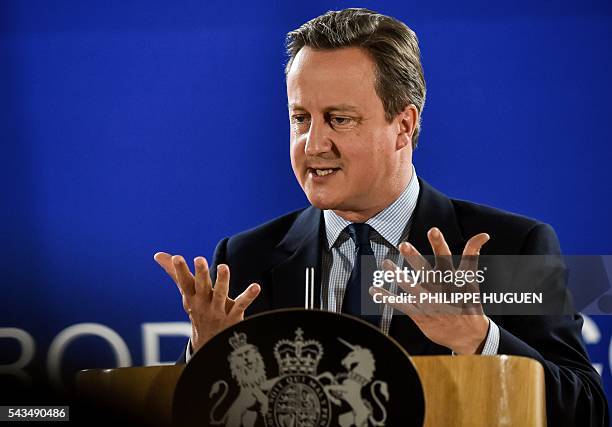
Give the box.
[267,206,324,309]
[409,178,466,254]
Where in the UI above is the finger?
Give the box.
[154,252,179,284]
[172,255,196,296]
[229,283,261,317]
[381,259,400,281]
[459,233,490,271]
[381,258,420,291]
[381,258,400,279]
[194,256,213,296]
[212,264,230,311]
[399,242,431,272]
[397,277,426,297]
[382,258,398,271]
[427,227,454,271]
[462,233,490,256]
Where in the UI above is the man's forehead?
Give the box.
[289,45,374,71]
[286,47,381,114]
[287,47,376,87]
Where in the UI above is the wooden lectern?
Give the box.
[77,355,546,427]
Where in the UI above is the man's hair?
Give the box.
[285,8,426,148]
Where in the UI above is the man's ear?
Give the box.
[396,104,419,150]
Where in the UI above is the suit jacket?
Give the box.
[192,178,608,426]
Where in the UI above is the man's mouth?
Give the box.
[309,167,340,177]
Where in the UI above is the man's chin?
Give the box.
[308,200,337,211]
[305,193,341,211]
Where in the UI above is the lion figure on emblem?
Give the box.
[209,333,273,427]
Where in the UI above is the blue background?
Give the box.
[1,0,611,412]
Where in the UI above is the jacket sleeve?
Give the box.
[496,223,608,426]
[175,237,230,364]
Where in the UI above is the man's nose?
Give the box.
[304,119,332,156]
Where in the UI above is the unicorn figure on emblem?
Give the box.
[317,338,390,427]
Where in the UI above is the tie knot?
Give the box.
[346,223,372,248]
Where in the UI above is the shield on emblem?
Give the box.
[172,309,425,427]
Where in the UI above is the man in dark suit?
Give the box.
[154,8,608,426]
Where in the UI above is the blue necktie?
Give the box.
[342,223,380,327]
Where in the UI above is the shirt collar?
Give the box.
[323,167,420,249]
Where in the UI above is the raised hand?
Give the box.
[370,227,490,354]
[154,252,260,352]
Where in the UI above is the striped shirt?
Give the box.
[320,169,419,335]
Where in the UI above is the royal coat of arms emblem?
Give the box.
[172,309,424,427]
[208,329,389,427]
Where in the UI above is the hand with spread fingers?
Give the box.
[153,252,261,353]
[369,227,491,354]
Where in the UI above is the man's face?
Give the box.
[287,46,412,216]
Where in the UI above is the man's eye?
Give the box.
[329,116,357,129]
[290,115,310,125]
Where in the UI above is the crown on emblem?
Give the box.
[274,328,323,376]
[229,332,248,350]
